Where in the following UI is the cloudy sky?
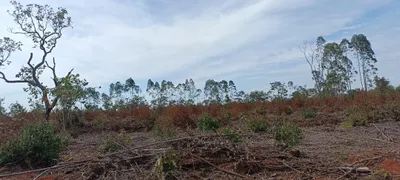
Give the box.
[0,0,399,107]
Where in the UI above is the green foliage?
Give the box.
[301,108,317,119]
[246,118,269,133]
[0,122,66,166]
[274,121,304,148]
[344,106,371,126]
[268,81,289,100]
[8,101,27,118]
[221,128,240,142]
[197,112,220,131]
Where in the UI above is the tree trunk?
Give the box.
[45,107,52,120]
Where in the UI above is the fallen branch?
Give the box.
[0,162,85,179]
[279,160,313,178]
[101,134,252,158]
[33,168,51,180]
[373,124,393,142]
[336,156,384,180]
[190,153,247,179]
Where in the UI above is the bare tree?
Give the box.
[0,1,74,120]
[299,36,326,94]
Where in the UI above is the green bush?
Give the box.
[344,106,372,126]
[301,108,317,119]
[197,112,220,131]
[274,122,304,148]
[0,122,67,166]
[246,118,269,132]
[222,128,240,142]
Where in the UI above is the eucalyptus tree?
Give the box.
[299,36,326,94]
[350,34,378,91]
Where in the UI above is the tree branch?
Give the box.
[45,57,58,86]
[0,71,32,84]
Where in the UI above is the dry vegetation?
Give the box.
[0,92,400,180]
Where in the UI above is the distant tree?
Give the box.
[268,81,289,100]
[299,36,326,94]
[82,87,101,110]
[350,34,378,91]
[101,93,113,110]
[373,76,393,94]
[246,90,268,102]
[175,79,202,105]
[203,79,222,104]
[8,101,26,118]
[0,98,6,115]
[0,1,86,120]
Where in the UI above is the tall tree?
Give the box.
[203,79,222,104]
[83,87,101,110]
[300,36,326,94]
[0,1,80,120]
[268,81,289,100]
[246,90,268,102]
[350,34,378,91]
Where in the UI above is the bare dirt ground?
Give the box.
[0,119,399,180]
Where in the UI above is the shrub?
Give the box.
[221,128,240,142]
[0,122,67,166]
[274,121,304,148]
[344,106,373,126]
[197,112,220,131]
[301,108,317,119]
[246,118,269,133]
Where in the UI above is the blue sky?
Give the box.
[0,0,399,108]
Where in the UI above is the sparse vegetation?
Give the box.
[0,1,399,180]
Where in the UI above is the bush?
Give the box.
[301,108,317,119]
[344,106,373,126]
[221,128,240,142]
[274,121,304,148]
[0,122,67,166]
[246,118,269,133]
[197,112,220,131]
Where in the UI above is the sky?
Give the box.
[0,0,399,108]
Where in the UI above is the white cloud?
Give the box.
[0,0,399,107]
